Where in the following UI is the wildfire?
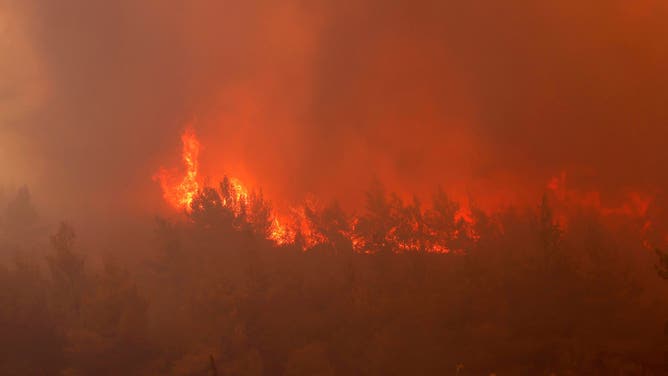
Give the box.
[154,128,483,252]
[269,217,291,245]
[156,128,296,245]
[155,128,661,253]
[229,178,249,205]
[154,127,201,210]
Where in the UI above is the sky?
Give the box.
[1,0,668,223]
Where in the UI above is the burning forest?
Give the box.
[3,0,668,374]
[154,127,661,256]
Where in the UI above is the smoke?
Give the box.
[2,0,668,221]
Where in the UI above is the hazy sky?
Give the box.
[2,0,667,219]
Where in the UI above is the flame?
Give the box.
[269,217,292,245]
[154,127,201,210]
[229,178,249,204]
[156,128,298,246]
[154,128,480,251]
[155,129,660,253]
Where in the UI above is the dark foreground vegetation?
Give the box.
[2,185,668,375]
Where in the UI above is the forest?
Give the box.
[3,0,668,374]
[1,182,668,375]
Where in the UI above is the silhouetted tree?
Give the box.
[64,260,151,375]
[303,201,353,254]
[537,193,562,270]
[191,187,232,229]
[220,176,234,206]
[249,189,272,238]
[47,222,86,319]
[355,181,400,254]
[656,248,668,280]
[425,188,461,251]
[155,217,180,259]
[1,180,666,374]
[0,254,66,374]
[394,195,427,252]
[3,185,38,234]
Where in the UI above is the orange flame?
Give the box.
[229,178,249,207]
[156,128,296,245]
[156,130,660,253]
[154,127,201,211]
[154,128,481,252]
[269,217,291,245]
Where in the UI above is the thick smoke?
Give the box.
[2,0,668,221]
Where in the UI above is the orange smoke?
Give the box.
[547,171,652,221]
[545,171,659,248]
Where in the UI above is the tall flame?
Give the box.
[155,128,294,245]
[154,127,201,211]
